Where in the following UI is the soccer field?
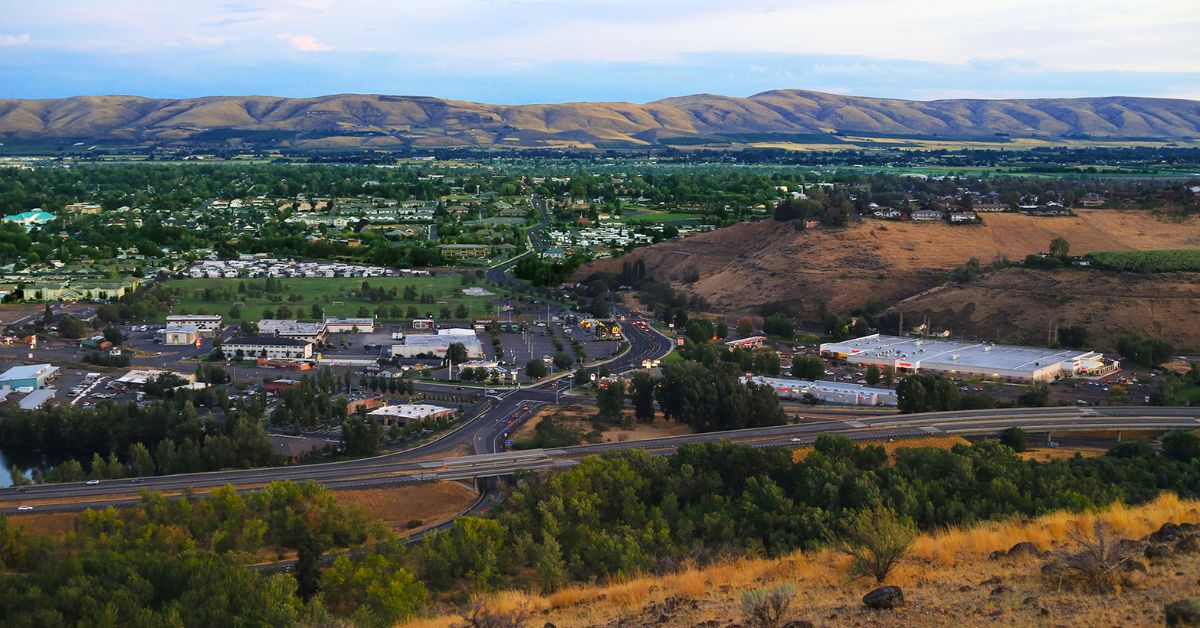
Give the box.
[165,275,514,321]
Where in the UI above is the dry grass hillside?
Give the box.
[404,493,1200,627]
[2,90,1198,148]
[582,210,1200,321]
[890,267,1200,350]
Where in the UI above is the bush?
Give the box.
[1000,427,1029,452]
[839,504,916,583]
[741,583,796,628]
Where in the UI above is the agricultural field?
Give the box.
[164,274,513,321]
[1088,249,1200,272]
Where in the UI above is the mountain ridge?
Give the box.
[1,89,1198,149]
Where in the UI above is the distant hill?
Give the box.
[1,90,1198,149]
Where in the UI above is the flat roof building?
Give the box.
[391,329,484,359]
[820,334,1119,382]
[163,324,200,346]
[324,317,375,333]
[18,388,56,410]
[223,335,313,360]
[744,375,898,407]
[116,369,195,387]
[0,364,60,390]
[367,403,455,426]
[165,314,222,336]
[257,320,328,344]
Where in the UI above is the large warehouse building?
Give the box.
[820,334,1119,382]
[391,328,484,359]
[744,375,898,406]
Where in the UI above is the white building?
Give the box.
[367,403,455,426]
[163,324,200,346]
[391,329,484,359]
[743,375,898,407]
[324,317,375,333]
[165,314,222,336]
[820,334,1120,382]
[223,335,313,360]
[257,320,328,344]
[116,369,195,387]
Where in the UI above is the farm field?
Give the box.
[165,274,514,321]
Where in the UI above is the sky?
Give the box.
[1,0,1198,103]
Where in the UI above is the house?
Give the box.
[63,202,103,215]
[949,211,979,223]
[1078,194,1107,207]
[367,403,455,427]
[973,203,1010,212]
[163,324,200,346]
[911,209,945,222]
[1025,202,1072,217]
[0,364,60,390]
[222,335,313,360]
[166,314,223,336]
[3,210,56,231]
[872,209,902,220]
[438,244,493,260]
[266,435,327,463]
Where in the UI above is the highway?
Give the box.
[4,402,1197,513]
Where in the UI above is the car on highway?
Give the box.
[130,478,144,484]
[17,505,33,511]
[86,479,101,485]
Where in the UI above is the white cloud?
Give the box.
[188,34,228,46]
[276,33,330,52]
[0,33,32,46]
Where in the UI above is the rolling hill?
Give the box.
[1,90,1198,149]
[579,209,1200,348]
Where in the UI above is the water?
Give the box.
[0,447,40,487]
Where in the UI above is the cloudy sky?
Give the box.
[1,0,1197,102]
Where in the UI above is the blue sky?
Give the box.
[1,0,1197,102]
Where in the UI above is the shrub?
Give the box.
[741,583,796,628]
[839,503,916,583]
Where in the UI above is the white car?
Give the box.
[17,505,33,511]
[86,479,100,485]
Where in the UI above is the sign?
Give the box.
[897,361,912,368]
[505,439,513,446]
[676,338,684,346]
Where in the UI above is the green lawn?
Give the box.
[165,275,513,321]
[622,211,702,224]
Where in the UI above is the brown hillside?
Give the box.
[890,267,1200,350]
[580,210,1200,321]
[2,90,1198,148]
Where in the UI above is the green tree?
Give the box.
[1049,236,1070,258]
[525,359,547,379]
[1000,427,1029,452]
[864,364,881,386]
[630,371,656,423]
[573,368,590,386]
[128,442,155,478]
[553,351,574,370]
[294,533,322,602]
[535,534,567,593]
[446,342,469,365]
[596,379,626,422]
[1163,431,1200,462]
[762,313,793,338]
[791,355,825,380]
[1018,380,1052,407]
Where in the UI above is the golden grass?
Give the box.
[332,481,478,533]
[402,493,1200,628]
[518,405,694,444]
[792,436,970,462]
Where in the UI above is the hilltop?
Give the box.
[580,209,1200,344]
[1,90,1198,149]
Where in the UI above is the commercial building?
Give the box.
[18,388,56,410]
[223,335,313,360]
[725,336,767,349]
[3,210,56,231]
[438,243,493,260]
[116,369,195,388]
[743,375,898,407]
[0,364,60,390]
[412,318,435,330]
[165,314,222,336]
[820,334,1120,382]
[367,403,455,426]
[391,328,484,359]
[324,317,375,334]
[163,324,200,346]
[257,319,328,344]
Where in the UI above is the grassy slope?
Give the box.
[405,493,1200,627]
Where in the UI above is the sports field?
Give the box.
[165,275,513,321]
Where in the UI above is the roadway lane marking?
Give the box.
[919,426,942,433]
[844,420,868,428]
